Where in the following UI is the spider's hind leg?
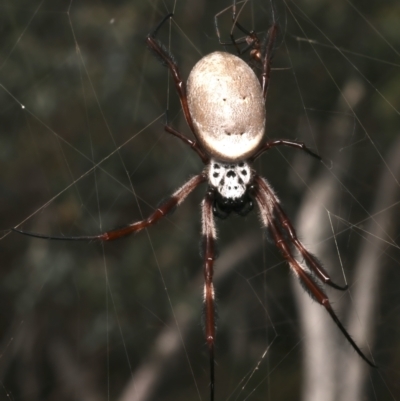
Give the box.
[146,14,201,144]
[214,2,278,100]
[214,0,262,57]
[259,23,278,100]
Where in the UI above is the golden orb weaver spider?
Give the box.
[12,9,376,401]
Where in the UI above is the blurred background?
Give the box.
[1,0,399,400]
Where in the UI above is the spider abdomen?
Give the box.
[187,51,265,162]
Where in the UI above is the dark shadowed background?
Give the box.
[1,0,399,400]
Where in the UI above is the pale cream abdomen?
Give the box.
[187,51,265,162]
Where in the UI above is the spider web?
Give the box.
[0,0,399,400]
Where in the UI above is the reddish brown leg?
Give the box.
[254,175,376,368]
[13,174,206,241]
[164,124,209,164]
[201,190,218,401]
[146,14,198,139]
[214,3,278,100]
[250,139,322,162]
[260,24,278,100]
[256,177,347,290]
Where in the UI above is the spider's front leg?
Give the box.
[255,177,347,291]
[272,199,348,291]
[12,174,206,242]
[201,189,218,401]
[253,175,377,368]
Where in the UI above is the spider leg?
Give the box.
[146,14,200,144]
[164,111,209,164]
[230,20,262,58]
[12,174,206,242]
[214,1,275,69]
[228,14,256,56]
[253,175,377,368]
[214,1,277,99]
[202,189,218,401]
[256,177,347,291]
[214,0,244,50]
[250,139,322,162]
[214,0,261,56]
[260,23,278,100]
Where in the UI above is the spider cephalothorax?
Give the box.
[208,159,254,218]
[13,12,376,401]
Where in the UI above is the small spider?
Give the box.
[13,12,376,401]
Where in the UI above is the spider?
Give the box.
[13,11,376,401]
